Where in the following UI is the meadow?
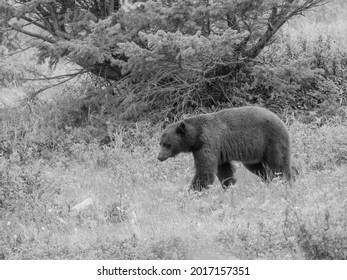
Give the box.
[0,3,347,260]
[0,98,346,259]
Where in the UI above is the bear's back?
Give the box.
[214,106,287,134]
[209,106,289,163]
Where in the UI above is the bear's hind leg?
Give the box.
[243,162,270,181]
[263,142,291,181]
[217,162,237,189]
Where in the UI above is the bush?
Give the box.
[290,119,347,172]
[297,223,347,259]
[253,33,347,114]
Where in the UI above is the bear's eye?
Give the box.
[163,143,171,149]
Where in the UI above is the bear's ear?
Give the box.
[176,121,186,134]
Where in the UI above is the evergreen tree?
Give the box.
[1,0,333,118]
[0,0,327,81]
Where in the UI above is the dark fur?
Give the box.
[157,106,291,191]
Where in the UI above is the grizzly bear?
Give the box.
[157,106,291,191]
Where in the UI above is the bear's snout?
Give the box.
[157,150,171,161]
[157,155,165,161]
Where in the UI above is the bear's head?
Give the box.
[157,121,194,161]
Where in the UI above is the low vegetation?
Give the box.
[0,97,346,259]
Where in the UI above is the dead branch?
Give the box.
[8,23,56,44]
[22,69,88,102]
[246,0,328,59]
[23,70,89,81]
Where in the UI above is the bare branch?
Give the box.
[23,71,89,81]
[2,46,35,61]
[22,69,88,101]
[9,23,56,44]
[21,16,49,31]
[246,0,328,59]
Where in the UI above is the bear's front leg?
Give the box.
[191,149,218,191]
[191,172,215,191]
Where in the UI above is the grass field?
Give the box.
[0,104,346,259]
